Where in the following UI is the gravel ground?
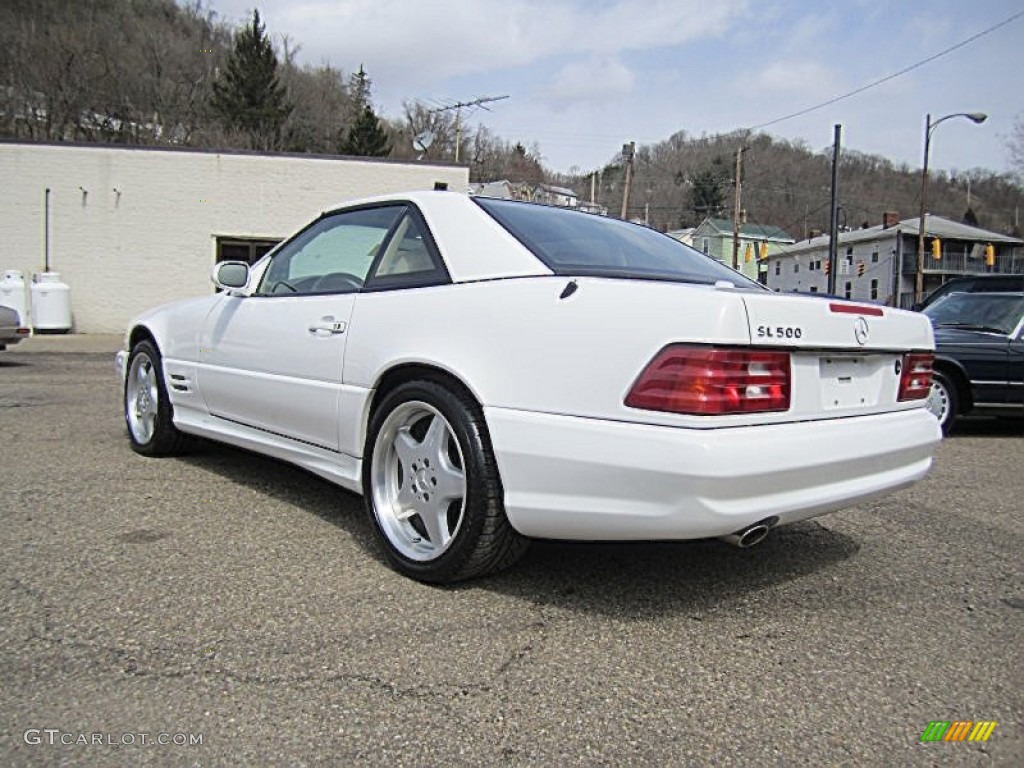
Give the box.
[1,335,1021,767]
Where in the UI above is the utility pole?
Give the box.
[731,145,748,270]
[827,124,842,296]
[590,172,597,204]
[428,95,509,163]
[620,142,635,220]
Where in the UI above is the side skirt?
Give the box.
[173,405,363,494]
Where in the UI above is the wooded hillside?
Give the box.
[2,0,1021,237]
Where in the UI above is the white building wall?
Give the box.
[0,143,469,332]
[769,235,900,302]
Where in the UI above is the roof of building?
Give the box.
[694,217,795,242]
[776,215,1022,257]
[538,184,578,198]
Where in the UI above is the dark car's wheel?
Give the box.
[926,370,958,435]
[125,340,188,456]
[364,380,528,583]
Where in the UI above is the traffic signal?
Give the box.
[823,260,830,276]
[985,243,995,266]
[931,238,942,260]
[857,262,866,277]
[759,242,769,261]
[744,243,753,263]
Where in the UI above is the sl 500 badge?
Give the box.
[757,325,803,339]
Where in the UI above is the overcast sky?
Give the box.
[203,0,1024,176]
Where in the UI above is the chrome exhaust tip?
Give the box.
[720,517,778,548]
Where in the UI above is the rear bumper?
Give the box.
[485,406,940,540]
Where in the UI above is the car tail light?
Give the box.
[898,353,934,401]
[625,345,791,415]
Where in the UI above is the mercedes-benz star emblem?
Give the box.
[854,317,869,346]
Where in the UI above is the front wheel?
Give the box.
[363,380,528,583]
[926,370,958,435]
[125,340,188,456]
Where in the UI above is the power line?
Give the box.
[747,10,1024,132]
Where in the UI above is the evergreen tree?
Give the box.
[338,105,392,157]
[337,65,391,157]
[349,65,372,112]
[688,167,728,215]
[211,9,292,150]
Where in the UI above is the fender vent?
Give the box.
[168,374,192,393]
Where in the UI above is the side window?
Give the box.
[365,211,449,290]
[258,206,403,295]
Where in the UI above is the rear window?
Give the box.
[474,197,762,288]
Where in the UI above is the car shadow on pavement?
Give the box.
[179,441,861,617]
[471,523,861,618]
[177,441,383,558]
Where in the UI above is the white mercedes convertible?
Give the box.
[118,191,941,582]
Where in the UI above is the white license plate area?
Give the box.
[819,355,885,410]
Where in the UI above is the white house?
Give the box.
[767,213,1023,306]
[0,141,469,332]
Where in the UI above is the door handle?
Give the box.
[308,316,347,335]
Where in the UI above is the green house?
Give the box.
[690,217,795,282]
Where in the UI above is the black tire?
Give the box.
[363,379,528,583]
[929,370,959,436]
[124,339,189,456]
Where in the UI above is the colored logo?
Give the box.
[920,721,997,742]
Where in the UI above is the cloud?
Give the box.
[745,59,839,98]
[242,0,747,84]
[538,56,636,107]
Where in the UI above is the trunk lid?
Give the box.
[739,291,933,352]
[736,291,935,421]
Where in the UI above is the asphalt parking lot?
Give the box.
[1,335,1022,767]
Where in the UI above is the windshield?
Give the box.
[923,292,1024,335]
[474,197,763,288]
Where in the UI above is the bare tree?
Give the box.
[1009,115,1024,178]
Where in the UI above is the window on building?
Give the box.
[809,261,816,271]
[870,279,878,300]
[702,237,710,254]
[844,281,852,299]
[794,263,800,273]
[809,286,819,293]
[216,236,282,265]
[775,261,780,276]
[871,250,879,263]
[846,246,854,255]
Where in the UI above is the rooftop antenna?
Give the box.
[428,95,509,163]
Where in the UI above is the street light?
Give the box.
[915,112,987,304]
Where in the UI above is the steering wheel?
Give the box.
[270,280,297,294]
[310,272,365,293]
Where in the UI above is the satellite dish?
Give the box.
[412,130,435,154]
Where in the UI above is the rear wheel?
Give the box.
[125,340,188,456]
[364,380,527,583]
[926,370,958,435]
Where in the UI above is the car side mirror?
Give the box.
[212,261,250,293]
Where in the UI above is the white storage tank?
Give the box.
[30,272,72,333]
[0,269,31,328]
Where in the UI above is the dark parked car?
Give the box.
[916,274,1024,311]
[922,292,1024,433]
